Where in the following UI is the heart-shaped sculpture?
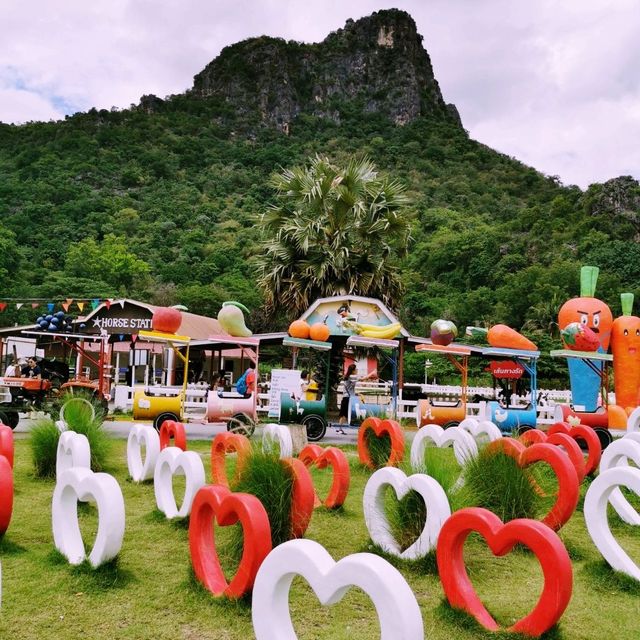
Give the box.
[211,432,252,488]
[127,424,160,482]
[458,418,503,444]
[52,467,125,567]
[486,438,579,531]
[598,437,640,525]
[584,466,640,581]
[357,417,405,469]
[0,423,14,468]
[298,444,350,509]
[154,447,206,518]
[56,431,91,478]
[363,467,450,559]
[189,484,272,598]
[519,429,587,482]
[159,420,187,451]
[436,507,573,636]
[627,406,640,432]
[281,458,315,538]
[547,421,601,475]
[251,538,424,639]
[262,424,293,459]
[0,455,13,536]
[410,424,478,472]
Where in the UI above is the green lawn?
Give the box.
[0,439,639,639]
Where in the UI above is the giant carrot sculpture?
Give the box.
[558,266,613,411]
[611,293,640,412]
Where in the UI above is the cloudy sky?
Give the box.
[1,0,638,188]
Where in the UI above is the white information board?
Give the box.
[268,369,301,418]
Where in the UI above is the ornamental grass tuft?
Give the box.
[364,427,392,469]
[29,418,61,479]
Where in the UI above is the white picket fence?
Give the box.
[112,380,575,425]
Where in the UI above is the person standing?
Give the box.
[337,363,377,432]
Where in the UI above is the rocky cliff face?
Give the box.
[190,9,461,131]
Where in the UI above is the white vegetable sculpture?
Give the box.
[584,466,640,581]
[363,467,450,560]
[154,447,205,518]
[127,424,161,482]
[262,423,293,459]
[252,539,424,640]
[52,467,125,567]
[410,424,478,471]
[56,431,90,478]
[598,436,640,525]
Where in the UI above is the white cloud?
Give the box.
[0,0,638,187]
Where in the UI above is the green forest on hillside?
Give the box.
[1,97,639,374]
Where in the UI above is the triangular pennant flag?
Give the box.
[47,302,55,313]
[105,299,112,309]
[62,302,71,313]
[119,300,125,308]
[31,302,40,309]
[77,301,85,312]
[118,334,125,341]
[66,297,73,306]
[16,302,24,310]
[0,303,6,312]
[91,298,100,310]
[131,334,138,343]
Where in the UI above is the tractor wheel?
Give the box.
[303,415,327,442]
[227,413,255,438]
[593,427,613,450]
[154,412,179,432]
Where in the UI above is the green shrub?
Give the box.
[364,428,392,469]
[30,419,61,479]
[459,448,541,521]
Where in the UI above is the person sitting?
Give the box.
[235,363,256,399]
[3,356,21,378]
[300,370,319,401]
[22,357,41,379]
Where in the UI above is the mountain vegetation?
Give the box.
[1,9,638,384]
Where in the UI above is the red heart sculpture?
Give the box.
[547,422,601,475]
[281,458,315,538]
[486,438,579,531]
[298,444,350,509]
[189,484,271,598]
[211,432,252,488]
[159,420,187,451]
[0,424,14,468]
[0,455,14,535]
[357,417,405,469]
[436,507,573,636]
[519,429,586,482]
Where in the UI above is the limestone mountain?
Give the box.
[189,9,461,131]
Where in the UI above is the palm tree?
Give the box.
[257,155,412,317]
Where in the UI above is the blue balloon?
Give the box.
[55,311,65,319]
[39,320,48,329]
[36,316,44,323]
[79,323,86,330]
[48,323,57,331]
[45,314,53,321]
[51,316,60,324]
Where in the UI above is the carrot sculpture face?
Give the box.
[611,293,640,411]
[557,266,613,412]
[558,266,613,350]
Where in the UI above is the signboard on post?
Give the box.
[268,369,301,418]
[488,361,525,379]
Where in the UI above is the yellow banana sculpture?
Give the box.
[356,322,403,339]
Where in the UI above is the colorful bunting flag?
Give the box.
[0,303,6,312]
[91,298,100,310]
[47,302,55,313]
[118,334,125,341]
[131,334,138,343]
[15,302,24,310]
[31,302,40,309]
[105,300,112,310]
[62,302,71,313]
[77,301,85,312]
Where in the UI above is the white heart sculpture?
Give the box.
[410,424,478,471]
[623,432,640,446]
[363,467,451,559]
[52,467,125,567]
[262,423,293,459]
[154,447,205,518]
[627,407,640,433]
[584,466,640,581]
[56,431,91,478]
[252,538,424,640]
[127,424,160,482]
[55,420,68,433]
[598,437,640,526]
[458,418,502,444]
